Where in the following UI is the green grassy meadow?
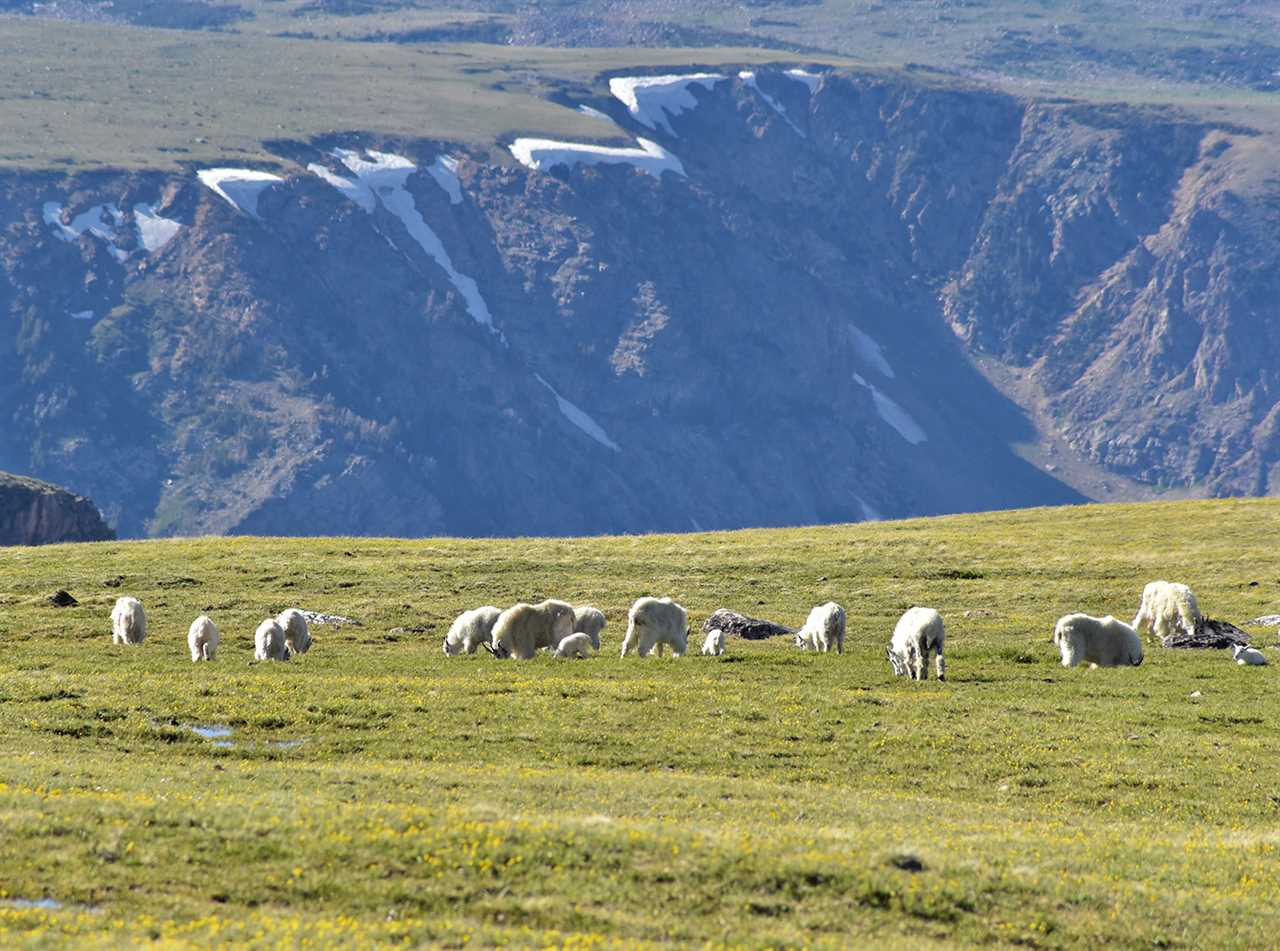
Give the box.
[3,499,1280,946]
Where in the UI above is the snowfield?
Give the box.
[536,375,621,452]
[608,74,727,136]
[132,203,183,253]
[786,69,824,93]
[311,149,497,331]
[428,156,464,205]
[854,373,927,445]
[196,168,283,218]
[42,202,129,261]
[508,136,685,178]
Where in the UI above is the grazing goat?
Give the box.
[572,606,608,650]
[620,597,689,657]
[111,596,146,646]
[1132,581,1201,643]
[488,602,570,660]
[888,607,945,680]
[554,632,596,658]
[794,602,845,654]
[254,618,290,662]
[277,608,311,655]
[1053,613,1142,668]
[187,615,219,661]
[443,606,501,656]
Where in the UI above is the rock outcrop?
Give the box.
[0,473,114,546]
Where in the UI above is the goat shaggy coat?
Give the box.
[443,606,501,656]
[111,597,146,646]
[187,615,220,661]
[254,618,290,662]
[1053,613,1143,668]
[572,606,608,650]
[702,628,726,656]
[794,602,846,654]
[888,607,946,680]
[277,609,311,655]
[553,632,596,658]
[490,602,572,659]
[620,597,689,657]
[1132,580,1201,643]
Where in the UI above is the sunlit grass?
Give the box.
[2,499,1280,944]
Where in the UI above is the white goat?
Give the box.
[443,606,501,656]
[701,628,726,656]
[254,618,290,662]
[572,606,608,650]
[1132,580,1201,642]
[488,602,571,660]
[1234,644,1268,666]
[794,602,846,654]
[111,596,146,646]
[539,599,578,649]
[277,608,311,656]
[620,597,689,657]
[553,632,596,658]
[187,615,220,661]
[1053,613,1143,668]
[887,607,946,680]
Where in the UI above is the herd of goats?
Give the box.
[103,578,1267,674]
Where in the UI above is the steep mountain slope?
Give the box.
[1,65,1277,536]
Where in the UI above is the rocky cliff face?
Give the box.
[1,67,1276,537]
[0,472,114,545]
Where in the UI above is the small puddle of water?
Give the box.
[188,724,233,739]
[8,898,62,910]
[271,739,306,749]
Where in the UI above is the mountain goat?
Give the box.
[277,608,311,655]
[572,605,608,650]
[1132,580,1201,643]
[794,602,846,653]
[1234,644,1268,666]
[488,601,571,660]
[887,607,945,680]
[442,606,502,656]
[187,615,219,661]
[620,597,689,657]
[701,628,726,656]
[1053,613,1143,668]
[553,632,596,658]
[111,596,146,646]
[254,618,290,662]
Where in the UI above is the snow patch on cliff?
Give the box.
[314,149,496,331]
[738,71,803,135]
[536,374,621,452]
[133,204,182,253]
[428,155,464,204]
[196,168,283,218]
[854,373,927,445]
[508,136,685,178]
[609,74,726,136]
[786,69,823,93]
[42,202,130,261]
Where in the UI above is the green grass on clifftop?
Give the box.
[3,499,1280,947]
